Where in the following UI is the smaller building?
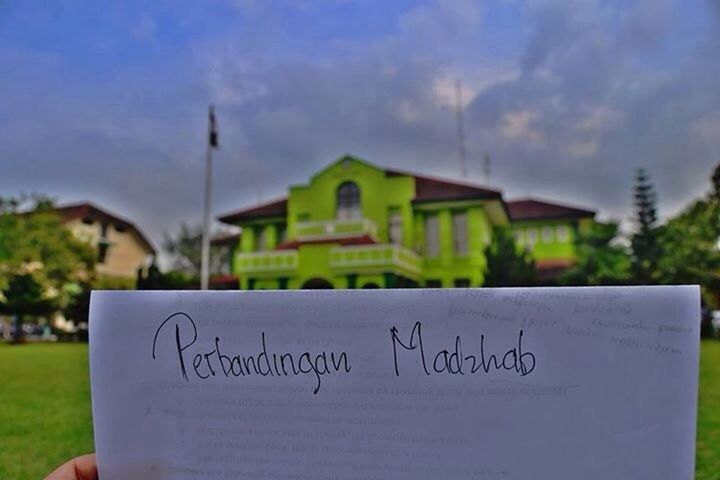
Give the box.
[507,199,595,282]
[56,202,155,281]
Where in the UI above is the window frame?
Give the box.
[424,214,440,258]
[526,228,538,246]
[388,208,403,245]
[452,211,469,257]
[541,226,554,243]
[556,225,570,242]
[336,181,361,220]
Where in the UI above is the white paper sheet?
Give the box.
[89,287,700,480]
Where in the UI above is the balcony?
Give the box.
[295,218,377,241]
[329,244,421,278]
[236,250,298,275]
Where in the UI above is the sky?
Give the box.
[1,0,719,252]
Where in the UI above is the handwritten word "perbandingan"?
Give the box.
[151,312,351,394]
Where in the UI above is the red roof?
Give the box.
[219,169,503,226]
[386,169,502,203]
[217,197,287,224]
[506,198,595,221]
[55,202,156,254]
[276,234,377,250]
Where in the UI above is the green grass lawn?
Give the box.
[0,343,93,480]
[1,341,720,479]
[697,340,720,479]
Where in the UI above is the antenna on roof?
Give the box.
[455,79,467,179]
[483,152,491,183]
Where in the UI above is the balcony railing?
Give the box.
[295,218,377,241]
[329,244,421,277]
[236,250,299,275]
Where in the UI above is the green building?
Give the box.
[218,155,595,289]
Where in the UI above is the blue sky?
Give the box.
[1,0,719,249]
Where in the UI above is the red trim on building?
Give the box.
[536,259,575,270]
[276,234,377,250]
[209,274,239,289]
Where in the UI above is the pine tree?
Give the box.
[712,161,720,198]
[631,168,661,284]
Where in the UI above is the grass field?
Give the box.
[1,342,720,479]
[0,343,93,480]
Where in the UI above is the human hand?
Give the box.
[43,454,98,480]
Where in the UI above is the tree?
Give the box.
[0,195,95,341]
[631,168,662,283]
[162,222,232,278]
[561,222,631,286]
[136,260,196,290]
[162,223,204,277]
[484,228,536,287]
[0,273,57,342]
[656,162,720,305]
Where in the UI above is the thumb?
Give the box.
[44,454,98,480]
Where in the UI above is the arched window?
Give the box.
[336,181,361,219]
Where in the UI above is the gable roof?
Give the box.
[55,202,156,253]
[217,158,505,225]
[506,198,595,221]
[217,197,288,224]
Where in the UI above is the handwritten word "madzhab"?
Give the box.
[390,321,536,377]
[151,312,351,394]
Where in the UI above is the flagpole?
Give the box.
[200,106,215,290]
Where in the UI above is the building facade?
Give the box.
[218,156,595,289]
[56,203,155,281]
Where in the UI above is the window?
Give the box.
[425,215,440,258]
[277,224,287,244]
[297,213,310,222]
[426,279,442,288]
[389,209,403,245]
[513,229,525,244]
[541,226,554,243]
[556,225,570,242]
[336,181,361,219]
[98,222,110,263]
[526,228,538,246]
[454,278,470,288]
[98,243,109,263]
[452,212,468,256]
[256,227,267,252]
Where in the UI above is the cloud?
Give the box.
[1,0,719,255]
[398,0,482,40]
[500,110,544,147]
[461,0,720,218]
